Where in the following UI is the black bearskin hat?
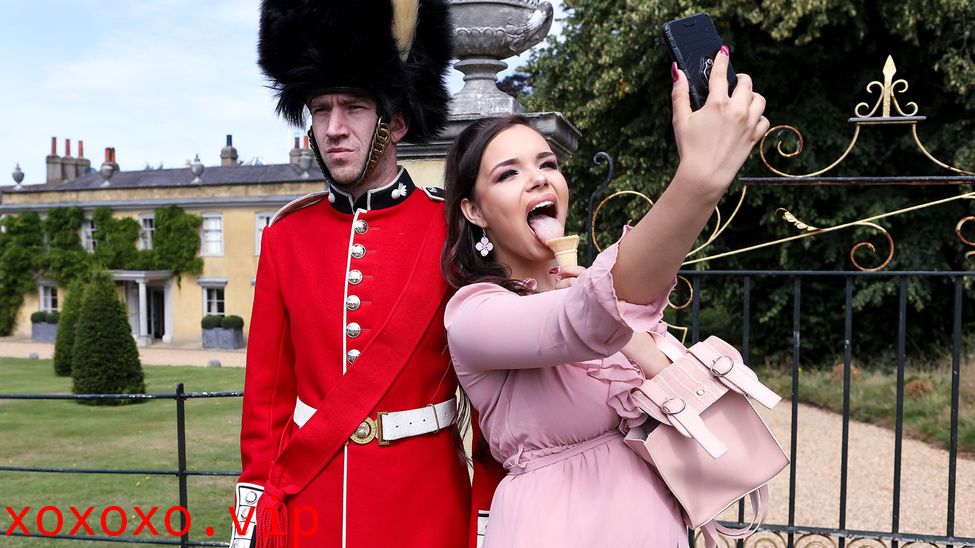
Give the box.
[258,0,452,143]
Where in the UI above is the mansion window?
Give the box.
[201,214,223,256]
[82,219,96,252]
[255,212,273,255]
[140,215,155,250]
[41,286,58,312]
[204,287,225,316]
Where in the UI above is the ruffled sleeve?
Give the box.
[581,354,649,432]
[445,232,675,374]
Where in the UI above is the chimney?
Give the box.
[220,134,239,166]
[46,137,63,184]
[62,138,78,181]
[289,136,302,166]
[77,140,91,175]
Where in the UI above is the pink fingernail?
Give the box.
[549,267,561,275]
[670,62,679,82]
[719,45,730,56]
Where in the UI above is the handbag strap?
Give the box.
[699,485,770,548]
[634,381,728,459]
[688,340,782,410]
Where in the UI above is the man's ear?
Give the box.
[460,197,487,229]
[388,112,408,143]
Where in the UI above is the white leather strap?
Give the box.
[292,397,457,441]
[229,482,263,547]
[380,398,457,441]
[293,397,316,428]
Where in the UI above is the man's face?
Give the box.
[309,93,379,186]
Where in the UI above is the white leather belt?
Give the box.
[293,396,457,446]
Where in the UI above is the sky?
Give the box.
[0,1,564,187]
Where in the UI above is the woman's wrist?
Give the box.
[672,163,732,204]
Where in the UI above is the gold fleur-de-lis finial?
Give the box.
[882,56,896,117]
[855,55,919,118]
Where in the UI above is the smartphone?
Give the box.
[661,13,737,110]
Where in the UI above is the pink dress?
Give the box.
[445,241,689,548]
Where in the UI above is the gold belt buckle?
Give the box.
[349,412,389,446]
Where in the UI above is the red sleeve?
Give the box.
[239,224,298,486]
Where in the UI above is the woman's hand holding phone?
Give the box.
[670,48,770,198]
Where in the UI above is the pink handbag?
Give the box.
[624,335,789,547]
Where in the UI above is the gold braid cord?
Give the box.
[362,119,392,183]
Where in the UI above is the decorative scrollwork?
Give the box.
[590,190,654,253]
[668,275,694,311]
[854,56,920,118]
[956,216,975,259]
[778,208,820,232]
[847,538,891,547]
[794,533,838,548]
[849,221,895,271]
[759,124,862,178]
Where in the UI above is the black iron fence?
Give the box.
[0,386,242,547]
[2,270,973,548]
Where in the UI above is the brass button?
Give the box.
[346,322,361,338]
[348,270,363,285]
[351,244,365,259]
[347,349,360,364]
[346,295,361,311]
[244,491,257,503]
[353,220,368,234]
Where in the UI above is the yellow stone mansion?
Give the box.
[1,136,445,347]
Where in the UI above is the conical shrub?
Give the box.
[71,271,145,404]
[53,280,85,377]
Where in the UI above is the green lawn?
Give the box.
[0,357,245,547]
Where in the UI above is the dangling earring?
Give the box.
[474,229,494,257]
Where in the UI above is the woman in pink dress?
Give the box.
[442,53,768,547]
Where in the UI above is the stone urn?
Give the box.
[449,0,554,115]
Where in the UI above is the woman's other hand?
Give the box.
[671,46,770,196]
[551,265,586,289]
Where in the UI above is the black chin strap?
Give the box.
[307,117,392,189]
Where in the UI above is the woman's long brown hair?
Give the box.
[441,114,538,296]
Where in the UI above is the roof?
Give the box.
[5,163,325,193]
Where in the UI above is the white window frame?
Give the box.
[82,219,96,252]
[198,277,228,317]
[204,287,225,316]
[40,285,59,312]
[200,213,224,257]
[139,214,155,251]
[255,212,274,256]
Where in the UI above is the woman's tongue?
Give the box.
[528,215,564,243]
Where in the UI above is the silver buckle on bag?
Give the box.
[709,355,734,377]
[660,397,686,415]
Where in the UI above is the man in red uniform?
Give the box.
[230,1,492,547]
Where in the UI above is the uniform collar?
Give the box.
[327,167,415,214]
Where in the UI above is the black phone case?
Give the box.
[661,13,737,110]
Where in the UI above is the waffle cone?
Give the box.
[545,235,580,267]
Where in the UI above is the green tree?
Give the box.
[71,271,145,404]
[523,0,975,363]
[53,280,86,377]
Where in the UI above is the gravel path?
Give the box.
[712,400,975,542]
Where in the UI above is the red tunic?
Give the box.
[234,170,472,547]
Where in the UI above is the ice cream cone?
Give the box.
[545,235,580,268]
